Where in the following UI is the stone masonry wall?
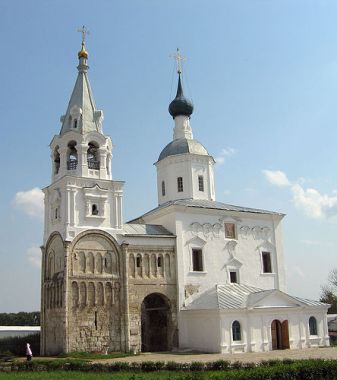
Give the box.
[127,245,177,352]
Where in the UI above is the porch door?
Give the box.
[271,319,289,350]
[281,320,290,349]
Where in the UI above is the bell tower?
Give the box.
[43,32,124,245]
[40,33,125,355]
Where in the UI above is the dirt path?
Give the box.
[94,347,337,364]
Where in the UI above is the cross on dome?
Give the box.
[78,25,90,44]
[171,48,185,75]
[77,25,89,59]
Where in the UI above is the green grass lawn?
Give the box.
[58,352,134,360]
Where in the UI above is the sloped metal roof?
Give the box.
[136,199,284,221]
[292,296,327,307]
[183,283,327,311]
[122,223,174,236]
[158,138,209,161]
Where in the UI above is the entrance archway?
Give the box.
[271,319,289,350]
[141,293,170,352]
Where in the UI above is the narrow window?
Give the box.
[94,311,98,330]
[262,252,272,273]
[55,208,58,220]
[136,256,141,268]
[230,271,238,283]
[309,316,318,335]
[92,204,98,216]
[157,256,162,267]
[177,177,183,192]
[198,175,204,192]
[225,223,236,239]
[162,181,166,196]
[74,119,78,128]
[232,320,241,341]
[192,249,203,271]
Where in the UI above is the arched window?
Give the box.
[73,119,77,128]
[162,181,166,196]
[67,141,78,170]
[309,316,318,335]
[232,320,241,341]
[87,142,100,169]
[92,204,98,216]
[136,255,142,268]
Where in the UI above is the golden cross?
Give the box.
[171,48,185,74]
[77,25,89,45]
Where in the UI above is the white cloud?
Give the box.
[216,147,236,165]
[291,184,337,219]
[262,170,291,187]
[26,246,41,268]
[14,188,44,219]
[262,169,337,219]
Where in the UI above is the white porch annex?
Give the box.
[179,284,330,353]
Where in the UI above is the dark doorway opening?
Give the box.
[271,319,289,350]
[141,293,170,352]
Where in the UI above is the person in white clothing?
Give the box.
[25,343,32,361]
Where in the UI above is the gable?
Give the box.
[247,290,305,309]
[185,235,207,247]
[224,257,242,268]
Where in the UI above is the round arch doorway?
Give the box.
[141,293,171,352]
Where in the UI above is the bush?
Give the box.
[138,361,164,371]
[110,361,131,371]
[189,361,205,371]
[6,357,337,379]
[206,359,231,370]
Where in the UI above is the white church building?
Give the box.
[40,37,330,355]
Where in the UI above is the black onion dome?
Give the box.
[168,74,194,118]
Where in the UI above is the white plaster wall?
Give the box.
[179,311,221,352]
[143,207,286,310]
[180,307,329,353]
[156,154,214,205]
[43,176,124,244]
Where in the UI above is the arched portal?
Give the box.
[141,293,171,352]
[271,319,289,350]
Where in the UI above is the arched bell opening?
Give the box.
[87,141,100,170]
[67,141,78,170]
[53,146,60,175]
[141,293,172,352]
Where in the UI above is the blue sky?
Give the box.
[1,0,337,312]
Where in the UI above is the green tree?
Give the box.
[0,312,40,326]
[320,269,337,313]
